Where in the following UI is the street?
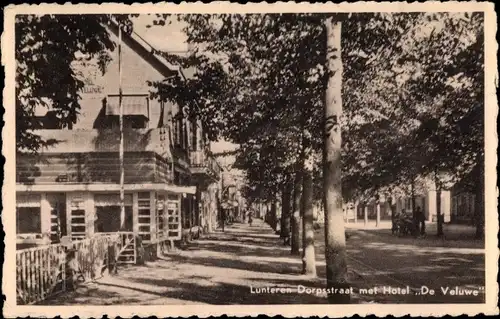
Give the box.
[43,219,484,305]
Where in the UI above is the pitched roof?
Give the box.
[107,21,184,80]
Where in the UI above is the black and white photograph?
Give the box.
[2,2,498,317]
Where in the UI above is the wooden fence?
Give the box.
[16,234,117,305]
[16,244,66,305]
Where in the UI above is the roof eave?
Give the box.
[106,20,184,80]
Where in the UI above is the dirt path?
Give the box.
[44,219,336,305]
[43,219,484,305]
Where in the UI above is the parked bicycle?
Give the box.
[393,210,416,237]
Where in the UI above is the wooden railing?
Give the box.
[17,151,159,185]
[16,231,181,304]
[69,235,116,281]
[189,150,221,178]
[16,234,117,305]
[96,232,137,264]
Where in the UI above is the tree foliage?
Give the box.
[18,12,484,210]
[15,14,134,153]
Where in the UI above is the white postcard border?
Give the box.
[2,2,498,317]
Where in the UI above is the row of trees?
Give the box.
[149,13,484,302]
[17,12,484,304]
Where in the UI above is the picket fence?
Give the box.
[16,234,118,305]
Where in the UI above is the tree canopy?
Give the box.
[15,14,134,153]
[147,13,484,205]
[17,12,484,204]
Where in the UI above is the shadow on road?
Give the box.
[41,219,485,305]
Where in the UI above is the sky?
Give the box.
[132,15,189,53]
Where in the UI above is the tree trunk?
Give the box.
[364,205,368,226]
[354,201,358,223]
[475,157,484,240]
[435,171,444,237]
[291,169,302,255]
[323,18,349,304]
[387,194,395,231]
[271,198,278,231]
[301,153,316,276]
[375,201,381,227]
[280,193,286,237]
[410,177,417,236]
[207,191,213,233]
[436,187,443,236]
[411,178,416,220]
[280,181,292,239]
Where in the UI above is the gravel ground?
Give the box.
[42,218,484,305]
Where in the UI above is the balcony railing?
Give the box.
[189,150,221,179]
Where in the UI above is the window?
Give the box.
[180,117,185,147]
[16,194,42,234]
[138,192,151,242]
[183,118,189,150]
[94,193,133,232]
[103,94,150,129]
[190,120,198,151]
[172,117,178,145]
[17,207,42,234]
[157,194,166,238]
[167,201,181,239]
[173,113,184,147]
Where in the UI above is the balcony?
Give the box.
[17,128,174,185]
[189,150,221,181]
[22,128,171,156]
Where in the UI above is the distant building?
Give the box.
[16,22,221,250]
[353,170,481,227]
[449,169,478,225]
[353,177,453,223]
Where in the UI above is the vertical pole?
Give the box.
[376,201,381,227]
[118,24,125,231]
[364,205,368,226]
[353,201,358,223]
[221,171,224,228]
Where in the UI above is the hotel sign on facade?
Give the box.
[74,61,105,98]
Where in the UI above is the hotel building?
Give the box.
[15,22,221,253]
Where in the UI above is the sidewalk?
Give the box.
[345,220,481,243]
[42,219,484,305]
[42,219,335,305]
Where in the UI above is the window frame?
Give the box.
[16,194,42,234]
[93,193,134,232]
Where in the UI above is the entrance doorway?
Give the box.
[94,193,133,233]
[95,206,133,232]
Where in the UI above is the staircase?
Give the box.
[98,232,138,265]
[115,233,137,264]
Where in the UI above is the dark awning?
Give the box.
[106,95,149,118]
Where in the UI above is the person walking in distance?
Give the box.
[248,210,253,227]
[415,206,426,237]
[221,208,226,232]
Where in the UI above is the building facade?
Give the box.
[353,189,452,223]
[16,23,220,250]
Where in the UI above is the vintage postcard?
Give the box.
[2,1,498,318]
